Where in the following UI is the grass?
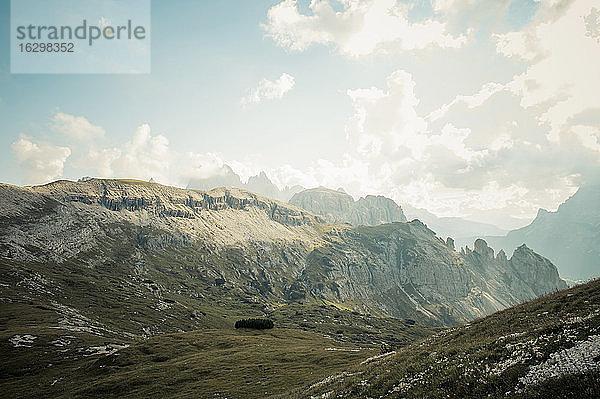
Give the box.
[74,329,377,399]
[2,328,377,399]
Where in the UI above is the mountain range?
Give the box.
[286,183,599,282]
[0,178,587,398]
[0,179,566,327]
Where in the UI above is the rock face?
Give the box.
[290,187,407,227]
[298,227,566,323]
[0,179,566,327]
[29,179,319,227]
[485,184,600,280]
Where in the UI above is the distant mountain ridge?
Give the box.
[485,185,600,280]
[289,187,407,226]
[186,164,303,202]
[186,168,512,243]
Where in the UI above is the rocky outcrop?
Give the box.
[402,203,508,249]
[473,238,495,259]
[290,187,407,227]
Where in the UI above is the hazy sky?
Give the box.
[1,0,598,225]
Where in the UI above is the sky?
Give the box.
[1,0,599,227]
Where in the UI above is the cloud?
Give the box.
[428,82,511,121]
[493,30,540,61]
[241,73,295,106]
[341,70,502,212]
[84,124,170,183]
[11,136,71,184]
[262,0,469,56]
[51,112,105,141]
[346,70,427,157]
[85,148,121,176]
[494,0,600,142]
[267,65,598,220]
[570,124,600,152]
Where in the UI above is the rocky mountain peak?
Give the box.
[289,188,406,227]
[496,249,507,262]
[187,165,304,202]
[473,238,495,259]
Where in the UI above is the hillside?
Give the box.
[1,326,380,399]
[486,185,600,280]
[295,278,600,398]
[290,187,407,226]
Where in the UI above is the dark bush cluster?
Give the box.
[234,318,274,329]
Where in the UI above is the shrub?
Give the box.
[234,318,274,329]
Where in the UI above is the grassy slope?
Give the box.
[45,329,377,399]
[0,254,435,399]
[296,279,600,398]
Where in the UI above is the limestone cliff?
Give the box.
[289,187,407,227]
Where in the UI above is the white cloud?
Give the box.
[493,30,540,61]
[340,70,512,214]
[263,0,469,56]
[86,148,121,176]
[177,152,232,182]
[269,65,598,220]
[428,82,510,121]
[112,124,170,181]
[241,73,295,106]
[51,112,105,141]
[84,124,170,183]
[430,123,486,163]
[346,70,427,157]
[494,0,600,141]
[570,124,600,152]
[11,136,71,184]
[432,0,479,13]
